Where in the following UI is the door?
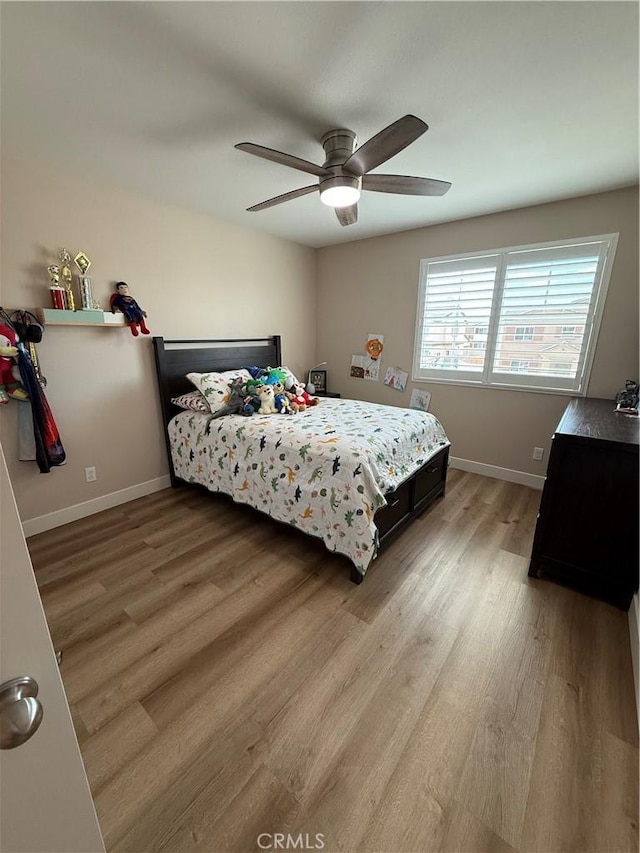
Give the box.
[0,443,104,853]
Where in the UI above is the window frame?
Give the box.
[412,233,618,395]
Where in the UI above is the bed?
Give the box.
[153,336,450,583]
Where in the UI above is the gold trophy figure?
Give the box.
[59,249,76,311]
[74,251,94,311]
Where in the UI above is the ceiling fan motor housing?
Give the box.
[321,129,358,169]
[319,128,362,205]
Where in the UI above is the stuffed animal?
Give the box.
[274,391,292,414]
[271,381,292,414]
[110,281,150,337]
[246,366,269,381]
[245,378,263,395]
[243,379,264,414]
[264,368,287,387]
[243,396,260,415]
[286,389,305,412]
[615,379,639,412]
[0,324,28,404]
[256,384,277,415]
[211,377,254,419]
[289,382,319,410]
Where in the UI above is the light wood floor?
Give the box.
[29,470,638,853]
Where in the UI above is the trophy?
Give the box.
[74,251,94,311]
[59,249,76,311]
[47,264,66,309]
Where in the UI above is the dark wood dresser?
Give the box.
[529,397,639,609]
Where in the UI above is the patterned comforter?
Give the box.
[168,399,449,576]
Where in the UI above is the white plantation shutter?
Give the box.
[414,254,500,383]
[413,234,618,393]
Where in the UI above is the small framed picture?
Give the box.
[310,370,327,393]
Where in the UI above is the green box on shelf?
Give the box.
[41,308,100,324]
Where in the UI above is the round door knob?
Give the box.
[0,676,44,749]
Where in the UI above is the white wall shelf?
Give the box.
[35,308,125,327]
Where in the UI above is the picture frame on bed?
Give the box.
[310,370,327,393]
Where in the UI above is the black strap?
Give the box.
[0,307,17,330]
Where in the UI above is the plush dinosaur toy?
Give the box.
[210,376,254,419]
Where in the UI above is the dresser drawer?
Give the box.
[375,478,412,539]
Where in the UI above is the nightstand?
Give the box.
[315,391,341,398]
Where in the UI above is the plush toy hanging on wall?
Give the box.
[110,281,150,336]
[0,323,28,404]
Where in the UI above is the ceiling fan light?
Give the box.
[320,185,361,208]
[319,174,362,208]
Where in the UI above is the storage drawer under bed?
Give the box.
[374,447,449,544]
[413,452,447,510]
[375,478,412,539]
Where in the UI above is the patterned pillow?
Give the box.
[186,369,252,413]
[171,390,210,413]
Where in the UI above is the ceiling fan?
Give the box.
[235,115,451,227]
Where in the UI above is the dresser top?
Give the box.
[556,397,640,447]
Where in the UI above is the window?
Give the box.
[413,234,618,393]
[513,326,535,342]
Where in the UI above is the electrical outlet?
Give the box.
[532,447,544,461]
[85,466,97,482]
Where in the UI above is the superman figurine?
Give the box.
[110,281,150,336]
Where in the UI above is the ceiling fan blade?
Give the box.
[236,142,331,178]
[342,115,429,177]
[246,185,318,212]
[335,204,358,227]
[362,174,452,196]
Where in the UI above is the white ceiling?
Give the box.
[1,2,638,248]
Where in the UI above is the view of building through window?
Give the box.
[414,235,617,393]
[413,234,617,391]
[421,313,585,378]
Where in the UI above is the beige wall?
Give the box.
[0,157,316,522]
[317,187,639,476]
[2,162,636,523]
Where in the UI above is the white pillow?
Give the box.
[186,369,252,413]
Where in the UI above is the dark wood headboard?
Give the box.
[152,335,282,484]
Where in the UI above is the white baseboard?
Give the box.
[629,593,639,731]
[449,456,544,490]
[22,475,172,538]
